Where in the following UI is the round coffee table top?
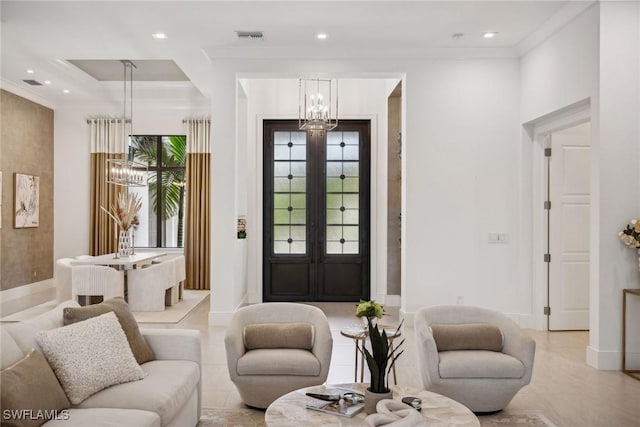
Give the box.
[265,383,480,427]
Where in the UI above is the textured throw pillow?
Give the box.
[63,296,155,364]
[1,349,70,427]
[36,312,146,405]
[431,323,503,352]
[244,322,314,350]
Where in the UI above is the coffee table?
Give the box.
[265,383,480,426]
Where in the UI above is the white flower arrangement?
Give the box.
[618,218,640,249]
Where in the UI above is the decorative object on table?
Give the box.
[306,387,365,418]
[101,192,142,257]
[356,299,385,327]
[618,218,640,271]
[356,299,405,414]
[364,399,427,427]
[14,172,39,228]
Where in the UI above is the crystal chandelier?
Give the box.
[107,60,147,187]
[299,78,338,131]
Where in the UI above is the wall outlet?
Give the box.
[456,296,464,305]
[33,271,37,277]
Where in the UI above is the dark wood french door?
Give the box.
[263,120,370,301]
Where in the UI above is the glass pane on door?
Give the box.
[326,131,360,254]
[273,131,307,254]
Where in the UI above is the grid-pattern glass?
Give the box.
[273,131,307,254]
[326,131,360,254]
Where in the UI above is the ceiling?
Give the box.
[0,1,594,108]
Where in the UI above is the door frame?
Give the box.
[251,114,381,304]
[528,99,591,331]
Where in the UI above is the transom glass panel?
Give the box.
[326,131,360,254]
[273,131,307,254]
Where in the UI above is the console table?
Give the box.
[622,288,640,381]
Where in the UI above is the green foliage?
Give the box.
[130,136,186,246]
[358,317,404,393]
[355,300,384,319]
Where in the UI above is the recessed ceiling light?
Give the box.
[152,32,168,40]
[26,69,35,74]
[63,89,70,94]
[483,32,498,39]
[44,80,51,85]
[317,33,328,40]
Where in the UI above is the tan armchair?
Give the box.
[415,305,536,413]
[224,303,333,409]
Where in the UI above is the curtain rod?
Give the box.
[86,119,131,124]
[182,119,211,123]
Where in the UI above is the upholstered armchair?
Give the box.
[54,258,74,302]
[224,303,333,409]
[71,265,124,305]
[415,305,536,413]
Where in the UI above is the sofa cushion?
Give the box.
[431,323,503,352]
[36,312,146,405]
[1,328,24,370]
[43,408,160,427]
[438,350,525,379]
[4,300,80,354]
[63,297,155,364]
[76,360,199,427]
[1,349,70,427]
[244,322,314,350]
[237,349,320,376]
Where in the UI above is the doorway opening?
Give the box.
[544,121,591,331]
[262,119,371,302]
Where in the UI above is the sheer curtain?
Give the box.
[185,119,211,290]
[89,119,125,255]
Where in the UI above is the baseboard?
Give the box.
[586,345,621,370]
[384,295,401,307]
[0,279,54,302]
[208,293,249,326]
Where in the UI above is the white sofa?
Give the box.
[1,300,202,427]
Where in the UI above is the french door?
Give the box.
[263,120,370,301]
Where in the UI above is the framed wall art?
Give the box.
[14,173,39,228]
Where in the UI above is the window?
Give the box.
[129,135,186,248]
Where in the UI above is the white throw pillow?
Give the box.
[36,311,146,404]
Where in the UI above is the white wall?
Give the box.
[595,1,640,370]
[520,2,640,369]
[401,60,522,323]
[54,102,209,261]
[208,58,523,327]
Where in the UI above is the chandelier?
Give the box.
[107,60,147,187]
[298,78,338,131]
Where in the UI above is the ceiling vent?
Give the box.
[23,79,43,86]
[235,31,264,40]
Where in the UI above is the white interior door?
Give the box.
[548,122,591,330]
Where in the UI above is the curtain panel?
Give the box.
[89,119,125,255]
[185,119,211,290]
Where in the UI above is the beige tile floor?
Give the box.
[6,292,640,426]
